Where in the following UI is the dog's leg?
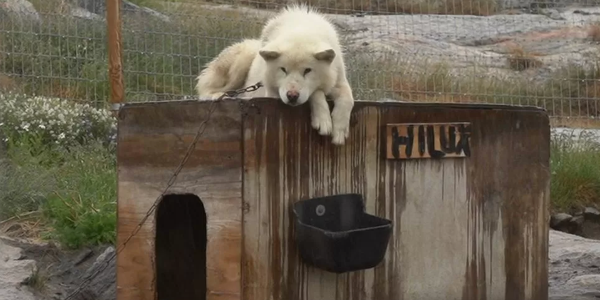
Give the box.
[329,81,354,145]
[309,90,332,136]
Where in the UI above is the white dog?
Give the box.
[195,4,354,145]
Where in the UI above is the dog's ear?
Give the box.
[259,50,281,61]
[314,49,336,63]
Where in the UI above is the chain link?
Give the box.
[63,82,262,300]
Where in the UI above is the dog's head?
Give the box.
[259,43,336,106]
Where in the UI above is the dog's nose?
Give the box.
[286,91,299,104]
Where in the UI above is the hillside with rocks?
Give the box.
[4,0,600,84]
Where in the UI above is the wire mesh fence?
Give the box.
[1,0,600,127]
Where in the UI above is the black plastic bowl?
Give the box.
[291,193,393,273]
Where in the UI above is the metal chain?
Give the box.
[63,82,262,300]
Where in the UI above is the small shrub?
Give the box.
[588,22,600,42]
[505,44,543,71]
[0,93,116,149]
[23,265,50,292]
[42,140,117,249]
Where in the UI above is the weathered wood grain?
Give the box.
[116,100,243,300]
[116,98,549,300]
[242,99,549,300]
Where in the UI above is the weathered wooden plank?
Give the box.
[116,97,549,300]
[117,100,243,300]
[241,99,549,300]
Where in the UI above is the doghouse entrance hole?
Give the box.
[155,193,206,300]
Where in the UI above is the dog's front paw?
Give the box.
[331,126,349,145]
[312,112,333,136]
[330,105,352,145]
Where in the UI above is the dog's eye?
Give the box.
[304,68,312,75]
[281,67,287,74]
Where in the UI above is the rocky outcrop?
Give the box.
[549,230,600,299]
[0,0,40,22]
[75,0,170,22]
[0,238,36,300]
[551,208,600,240]
[332,7,600,81]
[0,0,170,22]
[63,246,116,300]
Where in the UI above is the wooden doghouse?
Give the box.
[116,98,550,300]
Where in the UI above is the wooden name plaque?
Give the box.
[386,122,472,160]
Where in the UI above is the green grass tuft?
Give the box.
[550,129,600,213]
[42,141,117,249]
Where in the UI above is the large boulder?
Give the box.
[0,0,40,22]
[549,230,600,299]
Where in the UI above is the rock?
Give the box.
[581,221,600,240]
[0,238,36,300]
[66,246,116,300]
[549,230,600,299]
[571,215,585,226]
[584,207,600,221]
[323,6,600,85]
[75,0,170,22]
[0,0,40,23]
[69,6,103,21]
[551,213,573,229]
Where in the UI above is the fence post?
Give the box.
[107,0,124,117]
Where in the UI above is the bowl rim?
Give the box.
[291,193,393,234]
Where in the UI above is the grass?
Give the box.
[550,129,600,213]
[0,0,265,105]
[229,0,499,15]
[343,50,600,118]
[23,265,50,293]
[0,134,117,249]
[504,43,543,71]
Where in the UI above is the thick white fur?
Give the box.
[195,39,262,99]
[195,4,355,145]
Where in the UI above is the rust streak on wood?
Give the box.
[117,101,242,300]
[116,98,549,300]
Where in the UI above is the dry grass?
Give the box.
[344,49,600,121]
[23,265,50,293]
[587,22,600,42]
[0,212,47,241]
[231,0,500,15]
[505,43,543,71]
[0,74,19,92]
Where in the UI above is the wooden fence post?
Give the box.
[107,0,124,117]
